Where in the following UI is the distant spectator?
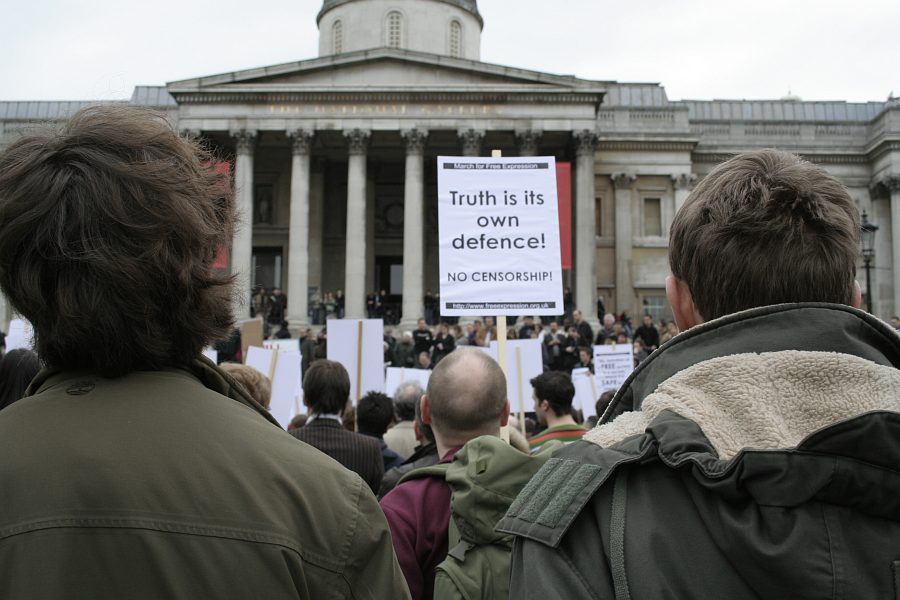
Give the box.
[415,351,432,370]
[288,413,308,432]
[431,322,455,365]
[0,349,40,410]
[412,318,433,356]
[291,360,384,493]
[384,381,422,460]
[528,371,586,451]
[378,390,439,499]
[220,363,272,410]
[634,313,660,349]
[392,332,416,368]
[358,391,404,472]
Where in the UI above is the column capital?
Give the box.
[516,129,542,157]
[288,129,314,155]
[671,173,697,191]
[344,129,371,155]
[573,129,599,156]
[458,129,485,156]
[402,128,428,154]
[611,172,637,190]
[230,129,257,156]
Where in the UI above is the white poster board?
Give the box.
[327,319,385,404]
[571,367,598,419]
[594,344,634,394]
[201,348,218,364]
[478,345,498,362]
[437,156,563,316]
[263,339,299,352]
[384,367,431,398]
[269,349,303,430]
[245,346,277,379]
[489,339,543,414]
[5,319,34,351]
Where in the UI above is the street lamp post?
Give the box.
[860,211,879,314]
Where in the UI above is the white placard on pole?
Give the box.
[384,367,431,398]
[437,156,563,316]
[327,318,385,404]
[571,367,598,419]
[245,346,277,380]
[201,348,219,364]
[6,319,34,352]
[263,339,299,352]
[489,338,543,414]
[593,344,634,394]
[269,349,303,429]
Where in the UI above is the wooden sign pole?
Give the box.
[515,345,526,436]
[356,320,364,404]
[491,149,515,443]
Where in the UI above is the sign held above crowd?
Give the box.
[437,156,564,317]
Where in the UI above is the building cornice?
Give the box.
[170,90,604,105]
[597,139,697,153]
[692,151,870,165]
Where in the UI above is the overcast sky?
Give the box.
[1,0,897,103]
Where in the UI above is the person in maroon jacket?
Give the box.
[380,349,509,600]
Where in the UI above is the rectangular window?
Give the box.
[643,197,662,237]
[641,295,667,322]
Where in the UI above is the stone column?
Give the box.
[309,163,325,291]
[516,130,542,157]
[344,129,370,319]
[612,172,637,317]
[574,130,599,325]
[230,129,257,320]
[287,129,313,329]
[459,129,484,157]
[400,129,428,330]
[889,177,900,317]
[0,294,8,335]
[672,173,696,215]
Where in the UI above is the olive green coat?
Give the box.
[0,359,410,600]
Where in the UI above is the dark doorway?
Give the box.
[252,247,283,291]
[375,255,403,324]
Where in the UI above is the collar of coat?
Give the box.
[586,303,900,460]
[27,356,282,429]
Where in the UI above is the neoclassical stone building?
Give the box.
[1,0,898,330]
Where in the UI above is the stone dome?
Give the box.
[317,0,483,59]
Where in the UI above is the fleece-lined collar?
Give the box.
[588,304,900,460]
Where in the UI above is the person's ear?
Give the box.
[540,399,550,414]
[850,280,863,310]
[666,275,704,331]
[500,399,510,427]
[421,394,433,425]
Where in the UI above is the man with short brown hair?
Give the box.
[0,106,408,599]
[500,149,900,599]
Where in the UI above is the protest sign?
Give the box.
[269,349,302,429]
[327,319,385,404]
[571,367,598,419]
[263,339,299,353]
[239,318,263,359]
[384,367,431,398]
[5,319,34,351]
[489,338,543,414]
[437,156,564,316]
[594,344,634,393]
[201,348,218,364]
[245,346,277,380]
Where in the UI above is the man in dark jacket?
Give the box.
[0,106,409,599]
[499,149,900,598]
[292,360,385,494]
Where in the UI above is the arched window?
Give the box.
[449,20,461,57]
[386,11,402,48]
[333,20,343,54]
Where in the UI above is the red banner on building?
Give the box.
[556,162,572,269]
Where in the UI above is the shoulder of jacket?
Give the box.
[496,436,650,548]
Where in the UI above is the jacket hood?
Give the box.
[447,435,559,545]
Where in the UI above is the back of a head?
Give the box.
[530,371,575,417]
[669,149,858,320]
[0,349,41,410]
[393,381,423,422]
[303,360,350,414]
[426,348,506,436]
[220,363,272,409]
[357,391,394,436]
[0,106,235,377]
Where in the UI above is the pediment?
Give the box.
[167,48,607,95]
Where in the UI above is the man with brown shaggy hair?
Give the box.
[0,106,409,599]
[499,149,900,599]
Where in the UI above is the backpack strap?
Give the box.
[609,467,632,600]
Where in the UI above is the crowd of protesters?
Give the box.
[2,106,900,600]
